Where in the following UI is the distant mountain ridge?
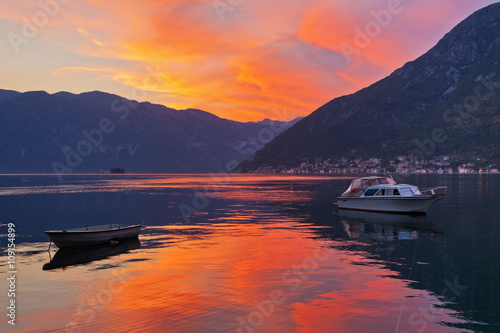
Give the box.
[237,3,500,171]
[0,89,300,174]
[0,89,20,102]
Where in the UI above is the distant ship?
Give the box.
[336,176,446,214]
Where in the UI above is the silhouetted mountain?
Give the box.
[0,90,299,174]
[0,89,20,102]
[237,3,500,171]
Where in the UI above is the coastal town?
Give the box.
[253,155,500,175]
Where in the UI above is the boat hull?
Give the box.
[337,196,435,214]
[45,225,142,248]
[43,238,141,270]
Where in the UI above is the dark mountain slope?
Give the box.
[237,3,500,171]
[0,89,21,102]
[0,90,298,173]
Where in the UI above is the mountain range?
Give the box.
[237,3,500,172]
[2,4,499,175]
[0,90,300,174]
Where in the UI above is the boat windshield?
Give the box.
[362,177,395,187]
[340,177,397,198]
[378,178,396,185]
[341,179,363,197]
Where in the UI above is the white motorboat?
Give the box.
[336,176,446,214]
[44,224,142,248]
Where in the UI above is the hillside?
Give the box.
[0,90,299,174]
[237,3,500,172]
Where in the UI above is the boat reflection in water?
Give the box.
[337,208,439,241]
[43,237,141,270]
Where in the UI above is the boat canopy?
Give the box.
[341,177,396,198]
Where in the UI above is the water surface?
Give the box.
[0,174,499,332]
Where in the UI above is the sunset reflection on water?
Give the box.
[32,222,465,333]
[0,175,478,332]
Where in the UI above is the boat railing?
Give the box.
[420,186,447,197]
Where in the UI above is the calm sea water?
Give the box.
[0,174,499,333]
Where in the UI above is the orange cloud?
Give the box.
[0,0,497,121]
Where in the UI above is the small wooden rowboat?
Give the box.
[44,224,142,248]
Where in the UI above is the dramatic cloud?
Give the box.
[0,0,497,121]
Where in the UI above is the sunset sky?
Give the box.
[0,0,497,121]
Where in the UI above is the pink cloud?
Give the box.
[0,0,497,121]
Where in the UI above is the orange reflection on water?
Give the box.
[0,174,341,198]
[48,220,468,333]
[74,222,322,332]
[4,175,473,332]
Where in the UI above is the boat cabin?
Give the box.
[340,177,422,198]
